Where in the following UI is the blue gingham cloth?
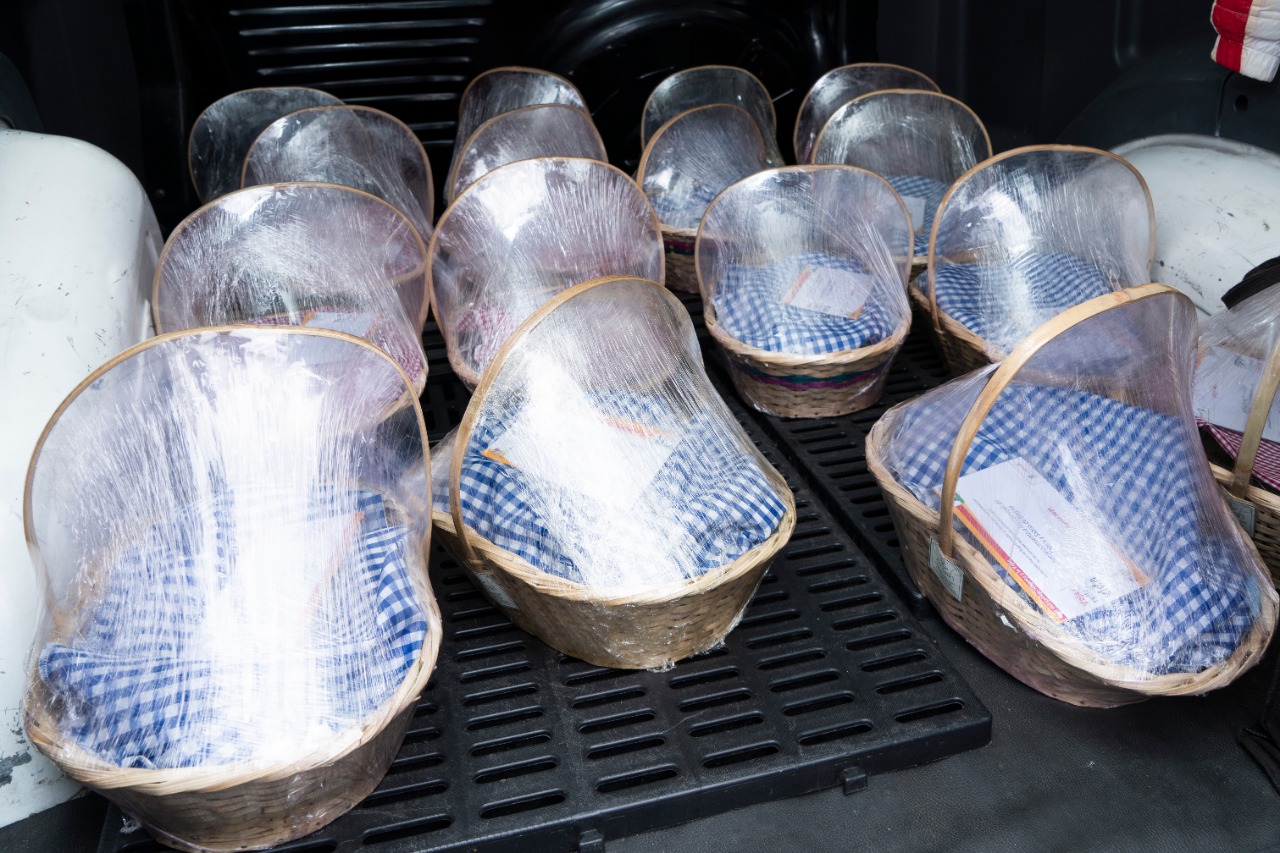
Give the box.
[649,183,721,231]
[710,252,901,355]
[432,395,787,583]
[39,487,426,769]
[928,252,1114,350]
[885,174,948,257]
[886,382,1261,674]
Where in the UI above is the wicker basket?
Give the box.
[867,285,1277,707]
[437,276,797,669]
[23,327,443,851]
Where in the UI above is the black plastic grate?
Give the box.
[96,313,988,853]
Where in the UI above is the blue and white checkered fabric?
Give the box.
[710,252,900,355]
[649,183,722,231]
[886,382,1261,674]
[433,394,787,583]
[929,252,1114,350]
[39,487,426,769]
[885,174,948,257]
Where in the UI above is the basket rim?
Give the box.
[793,62,941,163]
[640,64,778,148]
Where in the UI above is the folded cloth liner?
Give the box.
[433,393,786,586]
[928,252,1113,349]
[888,383,1260,674]
[711,252,899,355]
[1200,422,1280,492]
[884,174,947,257]
[39,487,426,769]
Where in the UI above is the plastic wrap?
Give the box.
[188,87,342,203]
[794,63,939,164]
[154,183,429,392]
[640,65,777,147]
[927,145,1154,369]
[637,104,784,233]
[431,276,796,669]
[445,103,607,204]
[867,284,1276,706]
[695,165,912,417]
[450,66,588,177]
[811,91,990,258]
[428,157,664,388]
[24,326,441,850]
[241,105,434,242]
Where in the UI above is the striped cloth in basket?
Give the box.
[39,488,426,769]
[1200,422,1280,492]
[711,252,900,355]
[887,382,1261,674]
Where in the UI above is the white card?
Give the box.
[1194,346,1280,443]
[902,196,927,233]
[782,266,874,319]
[950,457,1146,623]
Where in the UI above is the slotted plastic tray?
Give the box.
[97,311,988,853]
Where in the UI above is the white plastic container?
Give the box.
[0,129,158,825]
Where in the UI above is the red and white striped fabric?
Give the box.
[1212,0,1280,81]
[1203,422,1280,492]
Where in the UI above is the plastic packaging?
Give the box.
[696,165,913,418]
[446,103,607,204]
[812,90,990,262]
[241,105,434,243]
[1193,270,1280,581]
[794,63,939,164]
[926,145,1154,373]
[641,65,776,147]
[428,157,664,388]
[154,183,430,392]
[188,87,342,203]
[24,326,442,851]
[450,67,588,180]
[868,284,1276,707]
[430,276,795,669]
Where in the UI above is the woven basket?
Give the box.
[23,327,443,852]
[662,225,700,293]
[867,285,1277,707]
[438,276,797,669]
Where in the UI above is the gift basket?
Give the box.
[241,104,434,243]
[428,276,795,669]
[867,284,1276,707]
[188,87,342,203]
[811,90,990,286]
[449,66,588,181]
[153,183,430,391]
[1194,259,1280,583]
[640,65,776,147]
[793,63,939,164]
[428,156,664,388]
[23,326,442,850]
[445,103,607,204]
[637,104,783,294]
[696,165,913,418]
[926,145,1154,374]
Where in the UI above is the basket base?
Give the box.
[662,237,699,294]
[723,353,894,419]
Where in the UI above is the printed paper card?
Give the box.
[1194,346,1280,443]
[949,457,1147,622]
[902,196,927,234]
[782,265,874,319]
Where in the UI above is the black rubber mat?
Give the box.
[94,317,990,853]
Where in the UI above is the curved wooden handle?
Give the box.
[1230,337,1280,498]
[936,283,1177,557]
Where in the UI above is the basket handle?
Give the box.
[935,283,1175,558]
[1228,337,1280,498]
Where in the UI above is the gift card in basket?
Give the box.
[948,457,1149,623]
[901,195,927,234]
[782,265,875,319]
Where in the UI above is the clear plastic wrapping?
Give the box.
[812,90,990,258]
[446,103,607,204]
[641,65,776,147]
[24,327,440,849]
[154,183,429,392]
[241,105,435,242]
[431,277,795,669]
[927,145,1154,363]
[794,63,939,164]
[188,87,342,203]
[637,104,784,233]
[868,285,1276,706]
[428,157,664,388]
